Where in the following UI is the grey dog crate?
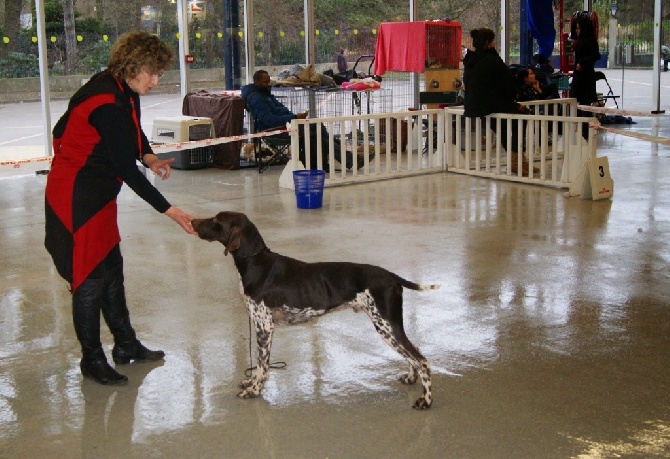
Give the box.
[151,116,215,170]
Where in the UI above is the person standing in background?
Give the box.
[569,15,601,138]
[337,49,348,74]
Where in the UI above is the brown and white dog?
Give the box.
[241,142,275,161]
[192,211,440,409]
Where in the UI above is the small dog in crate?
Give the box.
[241,143,255,161]
[241,143,275,162]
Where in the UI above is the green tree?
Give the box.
[2,0,23,55]
[63,0,78,73]
[39,0,102,34]
[81,38,112,72]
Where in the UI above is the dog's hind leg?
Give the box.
[239,297,274,399]
[358,290,433,410]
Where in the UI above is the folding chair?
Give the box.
[246,106,291,174]
[595,71,620,109]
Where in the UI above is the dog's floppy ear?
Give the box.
[223,226,242,256]
[219,211,266,257]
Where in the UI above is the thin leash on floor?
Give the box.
[244,316,286,377]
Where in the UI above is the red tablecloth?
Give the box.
[374,21,462,75]
[374,22,427,75]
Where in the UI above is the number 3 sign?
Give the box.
[580,156,614,200]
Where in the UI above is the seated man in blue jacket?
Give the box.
[241,69,361,170]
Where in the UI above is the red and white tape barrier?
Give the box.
[577,104,670,146]
[1,127,290,169]
[1,156,53,169]
[150,127,288,153]
[596,125,670,146]
[577,104,669,118]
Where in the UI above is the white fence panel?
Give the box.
[279,111,446,189]
[445,99,597,188]
[278,98,598,192]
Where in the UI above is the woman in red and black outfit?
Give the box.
[45,32,196,385]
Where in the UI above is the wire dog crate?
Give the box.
[270,86,394,143]
[151,116,215,170]
[270,87,393,119]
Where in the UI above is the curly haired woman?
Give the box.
[45,32,197,385]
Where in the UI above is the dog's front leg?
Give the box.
[239,298,274,399]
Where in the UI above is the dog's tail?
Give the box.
[397,276,441,291]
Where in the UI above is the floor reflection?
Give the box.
[1,126,670,456]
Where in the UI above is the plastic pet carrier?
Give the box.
[151,116,215,170]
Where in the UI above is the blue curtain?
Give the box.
[527,0,556,58]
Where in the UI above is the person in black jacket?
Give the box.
[570,16,601,107]
[570,15,601,138]
[45,32,197,386]
[463,27,534,175]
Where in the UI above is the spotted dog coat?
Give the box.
[192,211,440,409]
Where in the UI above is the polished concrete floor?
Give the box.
[1,72,670,458]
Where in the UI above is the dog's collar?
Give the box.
[234,247,269,259]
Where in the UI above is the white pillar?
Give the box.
[410,0,419,108]
[500,0,510,63]
[243,0,254,85]
[177,0,190,99]
[651,0,664,113]
[35,0,52,158]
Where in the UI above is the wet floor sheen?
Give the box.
[1,122,670,458]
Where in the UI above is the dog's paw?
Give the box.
[237,388,261,399]
[413,397,432,410]
[239,378,254,389]
[399,373,418,385]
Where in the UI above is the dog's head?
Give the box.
[192,211,266,257]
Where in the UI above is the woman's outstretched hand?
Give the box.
[165,207,197,235]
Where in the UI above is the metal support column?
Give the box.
[223,0,242,89]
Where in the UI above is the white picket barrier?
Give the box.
[445,99,598,189]
[279,111,447,190]
[277,98,604,196]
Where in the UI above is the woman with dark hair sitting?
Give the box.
[516,67,560,106]
[516,67,544,103]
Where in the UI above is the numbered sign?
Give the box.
[581,156,614,200]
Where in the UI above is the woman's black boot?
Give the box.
[73,278,127,385]
[80,349,128,385]
[102,265,165,365]
[112,340,165,365]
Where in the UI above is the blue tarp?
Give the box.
[527,0,556,58]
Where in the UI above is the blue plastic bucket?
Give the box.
[293,170,326,209]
